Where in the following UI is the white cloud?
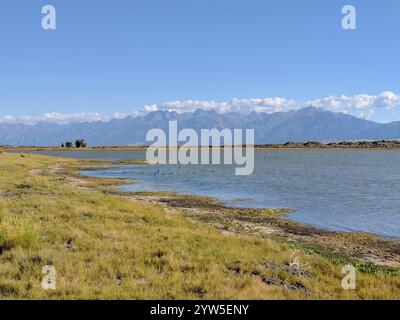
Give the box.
[145,92,400,119]
[2,92,400,124]
[0,111,143,125]
[143,97,298,114]
[0,112,107,124]
[0,115,16,122]
[306,92,400,119]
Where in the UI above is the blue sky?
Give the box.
[1,0,400,123]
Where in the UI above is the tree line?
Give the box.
[61,139,87,148]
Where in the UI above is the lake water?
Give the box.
[29,149,400,238]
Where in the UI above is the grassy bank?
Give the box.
[0,152,399,299]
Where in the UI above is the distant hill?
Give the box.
[1,107,399,146]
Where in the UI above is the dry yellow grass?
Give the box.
[0,152,399,299]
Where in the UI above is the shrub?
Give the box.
[14,229,39,250]
[0,220,38,253]
[75,139,87,148]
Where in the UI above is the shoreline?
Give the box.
[83,165,399,241]
[3,140,400,152]
[73,161,400,270]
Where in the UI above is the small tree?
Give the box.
[65,141,73,148]
[61,142,65,148]
[75,139,87,148]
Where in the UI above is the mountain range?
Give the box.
[1,107,400,146]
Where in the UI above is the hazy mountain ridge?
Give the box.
[1,107,399,146]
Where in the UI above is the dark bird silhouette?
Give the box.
[66,239,73,251]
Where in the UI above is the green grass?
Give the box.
[0,152,399,299]
[295,242,399,276]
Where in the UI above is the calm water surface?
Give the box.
[30,149,400,238]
